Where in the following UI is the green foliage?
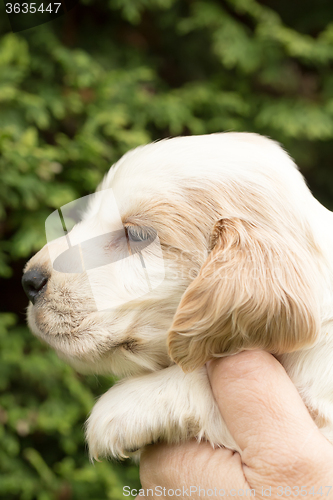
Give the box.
[0,314,140,499]
[1,0,333,498]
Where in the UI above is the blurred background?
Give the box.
[1,0,333,498]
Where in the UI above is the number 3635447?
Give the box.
[5,3,62,14]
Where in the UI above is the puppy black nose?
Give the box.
[22,268,48,304]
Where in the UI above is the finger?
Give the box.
[206,351,326,471]
[140,440,249,499]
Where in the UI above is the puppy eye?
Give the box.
[126,226,152,243]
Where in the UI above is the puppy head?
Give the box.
[23,133,322,376]
[24,139,213,377]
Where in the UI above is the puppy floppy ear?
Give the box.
[168,217,320,372]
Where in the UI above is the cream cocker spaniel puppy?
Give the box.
[22,133,333,460]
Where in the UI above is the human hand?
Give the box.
[139,351,333,499]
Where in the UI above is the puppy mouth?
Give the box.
[27,303,115,363]
[27,299,93,339]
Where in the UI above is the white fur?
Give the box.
[24,132,333,459]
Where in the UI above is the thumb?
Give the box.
[207,351,331,482]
